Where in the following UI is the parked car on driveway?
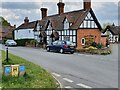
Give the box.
[5,40,17,46]
[46,40,75,54]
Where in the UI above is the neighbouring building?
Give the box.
[14,17,37,40]
[0,25,15,43]
[34,0,102,49]
[102,25,120,43]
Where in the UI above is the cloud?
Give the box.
[1,1,118,27]
[2,0,119,2]
[65,2,82,12]
[1,8,40,26]
[92,2,118,26]
[1,2,40,9]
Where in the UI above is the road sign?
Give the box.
[4,65,11,76]
[11,65,19,77]
[19,65,25,76]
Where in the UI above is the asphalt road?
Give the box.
[1,44,119,88]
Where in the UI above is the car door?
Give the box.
[55,41,62,51]
[51,41,58,51]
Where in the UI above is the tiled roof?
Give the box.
[0,25,13,33]
[15,21,37,30]
[104,25,120,35]
[38,8,102,30]
[16,8,102,31]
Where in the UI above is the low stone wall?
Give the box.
[76,48,111,55]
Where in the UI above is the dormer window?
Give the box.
[37,23,40,31]
[47,22,52,30]
[64,18,69,29]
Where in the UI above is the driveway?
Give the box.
[1,44,119,88]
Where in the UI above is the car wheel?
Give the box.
[47,47,50,52]
[60,48,64,54]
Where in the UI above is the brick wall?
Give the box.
[101,37,107,47]
[76,29,101,49]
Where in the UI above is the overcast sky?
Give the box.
[0,0,119,28]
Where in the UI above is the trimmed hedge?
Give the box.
[15,39,35,46]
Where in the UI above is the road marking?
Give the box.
[77,83,92,89]
[52,73,61,77]
[65,86,73,88]
[63,78,74,83]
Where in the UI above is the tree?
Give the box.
[101,22,112,33]
[0,16,10,26]
[102,22,112,30]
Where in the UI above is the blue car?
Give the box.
[46,40,75,54]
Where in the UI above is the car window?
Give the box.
[57,41,62,45]
[52,41,58,45]
[7,40,14,42]
[62,41,65,44]
[66,41,74,45]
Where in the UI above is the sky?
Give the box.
[0,0,119,28]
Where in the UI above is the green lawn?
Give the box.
[1,51,58,88]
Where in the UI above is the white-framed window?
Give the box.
[81,38,85,45]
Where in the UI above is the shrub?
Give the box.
[91,42,97,47]
[96,43,103,49]
[83,46,89,48]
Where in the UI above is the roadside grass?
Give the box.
[2,51,58,88]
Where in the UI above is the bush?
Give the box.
[91,42,97,47]
[96,43,103,49]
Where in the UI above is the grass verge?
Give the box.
[1,50,57,88]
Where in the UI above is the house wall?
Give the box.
[14,29,34,40]
[76,29,101,49]
[101,37,107,46]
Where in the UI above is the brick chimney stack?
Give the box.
[84,0,91,10]
[41,8,47,19]
[24,17,29,24]
[57,0,65,15]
